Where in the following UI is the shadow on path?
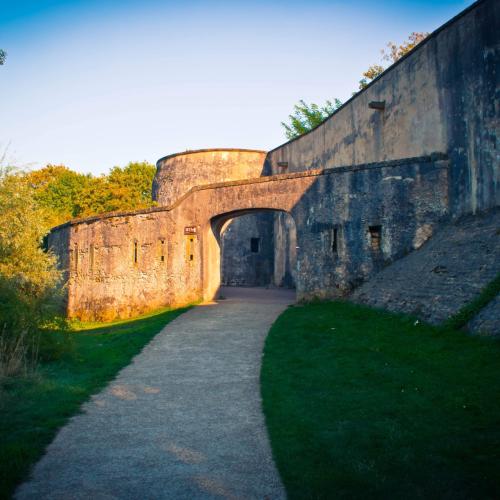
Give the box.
[16,287,294,500]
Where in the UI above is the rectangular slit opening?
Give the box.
[89,244,94,272]
[189,237,194,261]
[74,243,78,271]
[332,228,338,254]
[369,225,382,251]
[160,239,165,262]
[250,237,260,253]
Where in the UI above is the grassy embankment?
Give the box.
[261,301,500,499]
[0,306,188,500]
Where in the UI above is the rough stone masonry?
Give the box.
[49,0,499,322]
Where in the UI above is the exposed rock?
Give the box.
[351,209,500,327]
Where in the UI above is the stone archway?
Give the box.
[220,211,297,290]
[202,208,298,302]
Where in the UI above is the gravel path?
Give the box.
[16,287,294,500]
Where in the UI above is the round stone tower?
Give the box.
[152,148,267,206]
[152,147,295,289]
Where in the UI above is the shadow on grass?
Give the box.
[261,300,500,499]
[0,305,190,500]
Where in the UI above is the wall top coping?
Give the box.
[156,148,267,166]
[51,153,449,233]
[267,0,485,155]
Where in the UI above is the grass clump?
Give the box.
[261,301,500,499]
[0,306,188,500]
[445,273,500,330]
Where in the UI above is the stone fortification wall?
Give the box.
[266,0,499,216]
[47,0,498,322]
[290,155,449,298]
[351,208,500,334]
[153,149,266,206]
[50,154,449,321]
[55,210,189,322]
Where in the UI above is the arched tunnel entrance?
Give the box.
[206,209,297,301]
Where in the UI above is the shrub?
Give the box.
[0,166,66,379]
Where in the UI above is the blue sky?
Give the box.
[0,0,473,174]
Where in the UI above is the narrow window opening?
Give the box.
[331,228,338,254]
[185,235,195,262]
[277,161,288,173]
[369,225,382,251]
[74,243,78,271]
[160,239,165,262]
[134,241,138,264]
[250,237,260,253]
[89,244,95,272]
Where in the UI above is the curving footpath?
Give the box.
[16,287,294,500]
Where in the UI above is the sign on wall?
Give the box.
[184,226,197,235]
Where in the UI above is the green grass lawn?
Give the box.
[0,306,188,500]
[261,301,500,499]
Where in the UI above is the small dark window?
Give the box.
[74,243,78,271]
[189,237,194,261]
[160,239,165,262]
[331,228,338,254]
[134,241,138,264]
[250,237,260,253]
[369,225,382,251]
[89,244,95,272]
[277,161,288,172]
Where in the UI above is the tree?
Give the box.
[75,161,156,217]
[282,32,429,138]
[384,32,429,64]
[0,159,157,376]
[281,99,342,140]
[0,49,6,65]
[0,168,59,294]
[107,161,157,209]
[25,165,91,227]
[359,32,429,89]
[0,166,63,376]
[24,161,156,223]
[358,65,385,91]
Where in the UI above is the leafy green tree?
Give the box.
[283,33,429,139]
[108,161,157,209]
[281,99,342,140]
[0,159,156,375]
[359,32,429,89]
[75,176,113,216]
[76,161,156,217]
[0,49,6,65]
[25,165,91,227]
[0,166,63,376]
[0,168,58,293]
[24,161,156,223]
